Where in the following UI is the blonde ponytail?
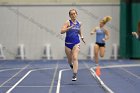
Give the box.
[101,16,112,24]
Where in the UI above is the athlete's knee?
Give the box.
[73,56,78,62]
[100,54,104,57]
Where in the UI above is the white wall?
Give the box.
[0,0,120,5]
[0,5,120,60]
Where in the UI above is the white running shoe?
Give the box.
[72,75,77,81]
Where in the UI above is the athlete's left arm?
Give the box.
[103,28,110,42]
[79,22,86,44]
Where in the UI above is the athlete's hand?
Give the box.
[90,32,95,35]
[132,32,139,38]
[102,38,106,42]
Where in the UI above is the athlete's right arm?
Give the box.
[61,20,73,34]
[90,27,97,35]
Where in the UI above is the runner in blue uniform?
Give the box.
[90,16,111,66]
[61,9,85,81]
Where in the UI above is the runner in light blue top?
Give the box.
[90,16,112,66]
[96,27,106,44]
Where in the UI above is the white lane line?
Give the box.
[83,62,114,93]
[5,67,55,93]
[49,63,58,93]
[0,65,29,88]
[90,68,114,93]
[2,84,99,88]
[89,63,140,93]
[0,68,22,72]
[6,70,32,93]
[56,69,70,93]
[120,68,140,79]
[99,64,140,69]
[0,67,57,73]
[32,68,57,72]
[1,85,53,88]
[93,64,140,79]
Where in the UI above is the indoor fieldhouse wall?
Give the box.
[0,0,120,5]
[0,5,119,60]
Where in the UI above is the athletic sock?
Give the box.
[70,64,73,69]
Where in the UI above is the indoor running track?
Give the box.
[0,60,140,93]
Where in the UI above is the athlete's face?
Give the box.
[69,10,77,20]
[100,22,105,27]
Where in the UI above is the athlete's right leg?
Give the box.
[94,44,100,65]
[94,44,101,76]
[65,46,73,69]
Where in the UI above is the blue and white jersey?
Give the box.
[65,20,81,44]
[96,27,105,44]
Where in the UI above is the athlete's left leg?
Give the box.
[99,47,105,58]
[71,43,80,81]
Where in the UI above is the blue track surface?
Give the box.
[0,60,140,93]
